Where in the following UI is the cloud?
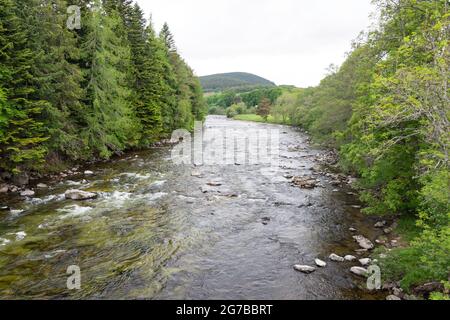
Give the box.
[136,0,374,87]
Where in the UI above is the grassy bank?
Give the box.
[233,114,287,125]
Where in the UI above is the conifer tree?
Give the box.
[0,0,48,173]
[80,1,138,158]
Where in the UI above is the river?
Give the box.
[0,116,384,299]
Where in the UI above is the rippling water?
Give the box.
[0,116,384,299]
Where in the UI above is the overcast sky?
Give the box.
[136,0,375,87]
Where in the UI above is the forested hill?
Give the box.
[0,0,207,178]
[200,72,276,92]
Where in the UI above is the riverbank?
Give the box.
[229,114,449,300]
[0,138,178,199]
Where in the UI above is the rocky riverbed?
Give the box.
[0,116,396,299]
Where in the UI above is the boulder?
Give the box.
[353,235,374,250]
[374,221,387,228]
[20,189,35,197]
[37,183,48,189]
[386,295,401,301]
[84,170,94,175]
[344,255,357,262]
[65,189,97,200]
[293,265,316,274]
[350,266,368,277]
[329,253,345,262]
[359,258,371,266]
[413,282,445,297]
[315,259,327,267]
[0,185,9,193]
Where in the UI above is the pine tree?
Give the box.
[25,0,85,160]
[80,1,138,158]
[0,0,48,173]
[160,22,177,53]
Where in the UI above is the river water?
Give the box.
[0,116,384,299]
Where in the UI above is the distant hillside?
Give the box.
[200,72,276,92]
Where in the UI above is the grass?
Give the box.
[233,114,288,125]
[396,215,422,243]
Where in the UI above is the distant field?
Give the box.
[233,114,287,125]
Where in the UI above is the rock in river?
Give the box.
[353,235,374,250]
[350,266,368,277]
[65,189,97,200]
[359,258,371,266]
[344,255,357,262]
[374,221,387,228]
[294,265,316,274]
[20,190,35,197]
[329,253,345,262]
[291,176,317,189]
[315,259,327,267]
[386,295,401,301]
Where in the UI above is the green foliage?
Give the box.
[0,0,49,173]
[0,0,203,174]
[284,0,449,294]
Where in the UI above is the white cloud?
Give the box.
[136,0,374,87]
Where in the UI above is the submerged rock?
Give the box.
[315,259,327,267]
[353,235,374,250]
[207,182,222,187]
[291,176,317,189]
[65,189,97,200]
[350,266,368,277]
[329,253,345,262]
[294,265,316,274]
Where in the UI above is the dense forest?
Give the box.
[209,0,449,296]
[200,72,276,93]
[0,0,206,179]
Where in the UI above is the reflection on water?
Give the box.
[0,116,384,300]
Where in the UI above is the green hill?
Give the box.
[200,72,276,92]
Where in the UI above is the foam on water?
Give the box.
[58,205,93,219]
